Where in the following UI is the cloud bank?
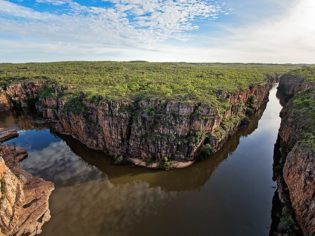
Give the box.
[0,0,314,63]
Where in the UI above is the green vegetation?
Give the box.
[64,94,87,114]
[281,67,315,149]
[292,89,315,149]
[286,66,315,82]
[279,207,300,234]
[39,84,57,98]
[113,155,125,165]
[158,156,172,170]
[198,144,213,160]
[246,94,258,116]
[0,62,301,110]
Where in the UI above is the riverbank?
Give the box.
[0,131,54,235]
[0,63,288,169]
[0,83,283,236]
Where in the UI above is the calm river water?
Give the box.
[1,85,282,236]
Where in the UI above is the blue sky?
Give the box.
[0,0,314,63]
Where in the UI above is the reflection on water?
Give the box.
[1,85,282,236]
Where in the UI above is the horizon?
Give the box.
[0,60,314,65]
[1,0,314,63]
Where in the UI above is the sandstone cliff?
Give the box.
[0,79,274,168]
[0,144,54,235]
[273,73,315,236]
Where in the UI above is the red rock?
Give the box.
[0,145,54,236]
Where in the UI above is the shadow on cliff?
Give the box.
[57,102,267,192]
[1,102,267,192]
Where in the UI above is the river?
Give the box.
[1,84,282,236]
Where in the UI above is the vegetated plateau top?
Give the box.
[0,61,306,106]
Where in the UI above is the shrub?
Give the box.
[158,156,172,170]
[64,95,86,114]
[39,86,55,98]
[247,94,257,106]
[198,144,213,160]
[113,155,125,165]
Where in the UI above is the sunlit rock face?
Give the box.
[0,80,273,166]
[0,82,42,111]
[276,75,315,236]
[0,145,54,236]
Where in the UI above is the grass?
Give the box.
[0,62,301,107]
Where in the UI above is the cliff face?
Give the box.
[0,82,42,112]
[0,144,54,236]
[274,75,315,236]
[0,80,273,167]
[278,73,314,99]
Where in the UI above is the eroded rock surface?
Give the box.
[0,144,54,236]
[274,74,315,236]
[0,80,274,168]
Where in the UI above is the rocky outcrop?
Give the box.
[273,74,315,236]
[278,73,314,98]
[0,129,18,142]
[0,80,274,168]
[0,111,54,235]
[0,144,54,236]
[0,82,42,112]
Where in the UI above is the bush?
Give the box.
[113,155,125,165]
[247,94,257,106]
[158,156,172,170]
[39,85,55,98]
[64,95,86,114]
[198,144,213,160]
[246,107,255,116]
[279,207,299,233]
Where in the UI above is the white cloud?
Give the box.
[35,0,72,5]
[207,0,315,63]
[0,0,314,63]
[0,0,222,47]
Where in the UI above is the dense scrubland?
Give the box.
[288,67,315,149]
[0,62,302,108]
[286,66,315,82]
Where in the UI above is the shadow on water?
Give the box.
[2,101,265,191]
[0,84,283,236]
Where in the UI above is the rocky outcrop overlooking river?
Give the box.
[273,69,315,236]
[0,79,274,168]
[0,142,54,235]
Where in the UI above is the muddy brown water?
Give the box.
[1,85,282,236]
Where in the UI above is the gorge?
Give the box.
[0,63,314,235]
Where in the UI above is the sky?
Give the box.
[0,0,314,63]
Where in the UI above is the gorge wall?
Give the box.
[0,79,274,168]
[0,144,54,235]
[273,74,315,236]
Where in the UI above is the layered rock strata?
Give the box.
[0,143,54,236]
[0,79,275,168]
[273,75,315,236]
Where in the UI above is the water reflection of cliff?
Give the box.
[2,100,270,236]
[2,102,266,192]
[2,111,105,187]
[59,102,267,192]
[41,103,267,236]
[0,110,53,130]
[43,180,177,236]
